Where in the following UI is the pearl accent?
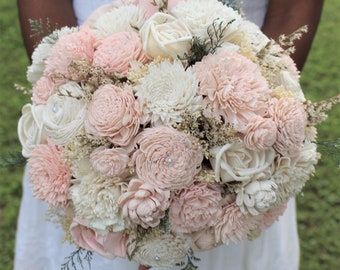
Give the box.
[154,256,160,261]
[165,157,173,164]
[52,106,59,113]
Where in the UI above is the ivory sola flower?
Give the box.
[134,59,202,126]
[171,0,242,43]
[70,174,127,231]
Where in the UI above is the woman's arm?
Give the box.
[17,0,78,60]
[262,0,324,71]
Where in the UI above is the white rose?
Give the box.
[17,104,47,158]
[140,12,192,59]
[43,82,87,146]
[236,180,277,216]
[209,142,275,183]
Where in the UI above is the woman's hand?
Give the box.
[262,0,324,71]
[138,265,150,270]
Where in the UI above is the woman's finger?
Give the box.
[138,265,150,270]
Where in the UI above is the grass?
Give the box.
[0,1,339,270]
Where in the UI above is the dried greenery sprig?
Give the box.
[316,139,340,167]
[176,249,201,270]
[151,0,169,13]
[29,18,55,39]
[0,151,26,168]
[61,248,93,270]
[181,19,234,66]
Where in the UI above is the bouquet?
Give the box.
[17,0,340,268]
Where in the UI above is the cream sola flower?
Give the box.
[171,0,242,43]
[89,4,147,37]
[70,171,128,231]
[17,104,47,158]
[235,179,278,216]
[272,141,319,205]
[209,142,275,183]
[43,82,87,146]
[134,59,202,126]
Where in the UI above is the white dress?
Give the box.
[14,1,300,269]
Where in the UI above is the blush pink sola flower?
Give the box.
[32,76,58,105]
[85,84,141,146]
[194,50,271,128]
[44,26,97,80]
[132,126,203,190]
[242,116,277,150]
[28,139,71,207]
[170,181,224,234]
[268,97,307,157]
[118,178,171,228]
[70,217,128,259]
[93,31,149,76]
[214,196,262,244]
[90,146,130,177]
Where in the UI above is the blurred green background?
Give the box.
[0,0,339,269]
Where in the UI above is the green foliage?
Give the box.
[0,1,339,270]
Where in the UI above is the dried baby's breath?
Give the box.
[304,94,340,126]
[174,109,239,158]
[193,166,216,183]
[278,25,308,55]
[63,130,110,164]
[46,208,74,244]
[270,86,297,99]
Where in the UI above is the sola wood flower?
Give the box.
[70,217,128,259]
[93,31,149,76]
[132,126,203,190]
[209,142,275,183]
[128,230,191,268]
[44,26,97,81]
[194,50,271,128]
[43,82,87,146]
[85,84,141,146]
[134,59,202,126]
[170,181,224,234]
[118,179,171,228]
[268,97,307,157]
[235,180,278,216]
[90,146,130,177]
[28,139,71,208]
